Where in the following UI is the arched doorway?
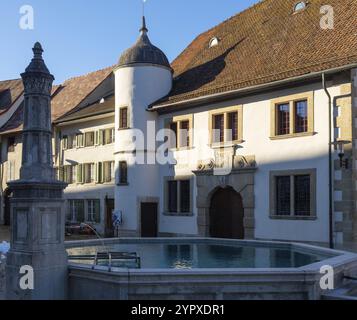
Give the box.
[209,187,244,239]
[3,188,12,226]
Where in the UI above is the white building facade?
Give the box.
[113,5,357,248]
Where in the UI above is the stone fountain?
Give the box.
[5,43,67,300]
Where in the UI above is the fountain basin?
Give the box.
[66,238,357,300]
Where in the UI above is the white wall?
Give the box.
[156,80,346,242]
[114,65,172,234]
[59,116,115,234]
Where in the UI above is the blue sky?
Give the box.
[0,0,258,84]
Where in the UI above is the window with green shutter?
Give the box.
[87,199,100,223]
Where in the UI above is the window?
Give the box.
[118,161,128,185]
[179,121,190,148]
[68,200,85,223]
[63,165,74,184]
[212,114,224,143]
[87,200,100,223]
[180,180,191,213]
[165,178,192,215]
[103,128,115,145]
[7,137,16,152]
[271,93,313,139]
[119,107,128,129]
[227,112,238,141]
[277,103,290,135]
[83,163,95,184]
[276,176,291,216]
[168,115,193,149]
[209,106,243,145]
[294,175,310,216]
[170,122,178,148]
[85,132,95,147]
[295,100,308,133]
[76,133,84,148]
[103,161,115,183]
[63,134,76,150]
[168,181,178,213]
[270,169,316,219]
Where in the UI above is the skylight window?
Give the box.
[293,1,307,13]
[209,37,219,48]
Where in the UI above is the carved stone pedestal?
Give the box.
[6,182,67,300]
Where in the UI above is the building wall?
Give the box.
[57,116,115,235]
[154,78,352,243]
[114,65,172,236]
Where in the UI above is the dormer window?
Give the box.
[293,1,307,13]
[209,37,219,48]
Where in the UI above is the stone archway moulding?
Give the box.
[193,167,256,239]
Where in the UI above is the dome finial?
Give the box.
[33,42,44,58]
[140,16,148,34]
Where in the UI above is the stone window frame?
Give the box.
[270,92,314,140]
[163,176,194,217]
[208,105,243,147]
[165,114,194,151]
[269,169,317,220]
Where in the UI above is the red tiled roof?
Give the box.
[0,67,113,135]
[51,66,113,120]
[0,79,24,114]
[153,0,357,108]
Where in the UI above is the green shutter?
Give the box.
[98,130,103,145]
[95,163,102,183]
[77,164,83,183]
[95,131,99,145]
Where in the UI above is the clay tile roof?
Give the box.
[153,0,357,108]
[51,66,113,120]
[54,95,115,123]
[0,66,113,135]
[0,79,24,114]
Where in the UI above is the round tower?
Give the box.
[113,17,173,236]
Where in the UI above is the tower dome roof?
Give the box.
[118,17,171,70]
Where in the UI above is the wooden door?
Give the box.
[209,187,244,239]
[141,203,158,238]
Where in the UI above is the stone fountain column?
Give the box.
[5,43,68,300]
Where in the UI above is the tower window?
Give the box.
[119,107,128,129]
[118,161,128,185]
